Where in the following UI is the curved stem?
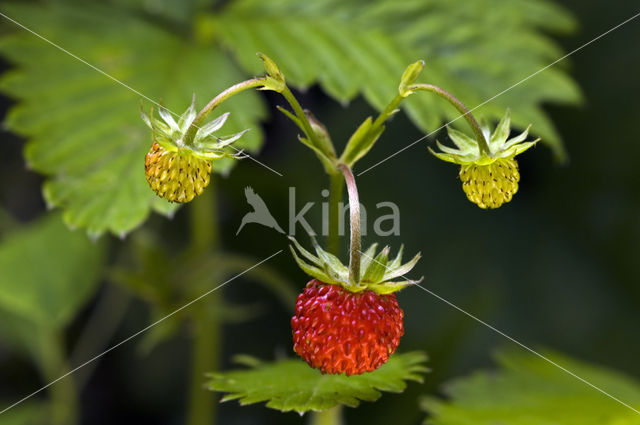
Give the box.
[411,83,490,155]
[183,78,266,146]
[338,164,361,283]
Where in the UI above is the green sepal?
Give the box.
[359,243,379,275]
[257,52,285,92]
[306,110,337,158]
[289,236,421,295]
[430,108,540,166]
[298,136,337,174]
[341,117,386,167]
[372,279,422,295]
[289,245,336,285]
[277,106,304,133]
[398,60,425,97]
[361,246,389,284]
[382,252,421,281]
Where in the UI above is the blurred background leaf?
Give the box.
[210,0,581,159]
[0,213,106,330]
[0,0,580,237]
[0,2,265,238]
[0,401,46,425]
[422,349,640,425]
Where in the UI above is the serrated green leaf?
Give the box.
[422,350,640,425]
[0,213,106,329]
[207,351,428,413]
[0,2,265,237]
[0,0,581,238]
[212,0,581,159]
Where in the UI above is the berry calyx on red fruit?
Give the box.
[289,236,422,375]
[141,97,248,203]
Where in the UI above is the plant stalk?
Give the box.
[327,171,344,255]
[410,83,490,155]
[40,331,79,425]
[186,182,222,425]
[371,93,404,131]
[183,78,266,146]
[310,406,344,425]
[280,85,335,156]
[338,163,361,283]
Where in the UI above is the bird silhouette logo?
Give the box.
[236,186,285,235]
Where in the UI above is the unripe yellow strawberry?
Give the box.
[429,109,538,209]
[141,98,248,203]
[144,142,213,203]
[459,158,520,209]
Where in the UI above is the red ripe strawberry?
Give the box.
[292,280,404,376]
[289,237,421,375]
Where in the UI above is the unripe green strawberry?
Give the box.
[144,142,213,203]
[459,158,520,209]
[289,237,421,375]
[141,98,248,203]
[292,280,404,376]
[429,109,538,209]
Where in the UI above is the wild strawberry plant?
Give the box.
[1,1,617,425]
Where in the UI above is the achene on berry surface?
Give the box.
[292,280,404,376]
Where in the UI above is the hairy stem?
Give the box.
[183,78,266,146]
[410,83,490,155]
[338,164,361,283]
[186,182,222,425]
[327,172,343,255]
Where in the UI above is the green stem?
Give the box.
[327,172,343,255]
[338,164,361,283]
[70,284,131,391]
[310,406,344,425]
[280,85,332,156]
[40,331,78,425]
[410,83,490,155]
[186,182,222,425]
[339,92,405,165]
[371,93,404,131]
[183,78,266,146]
